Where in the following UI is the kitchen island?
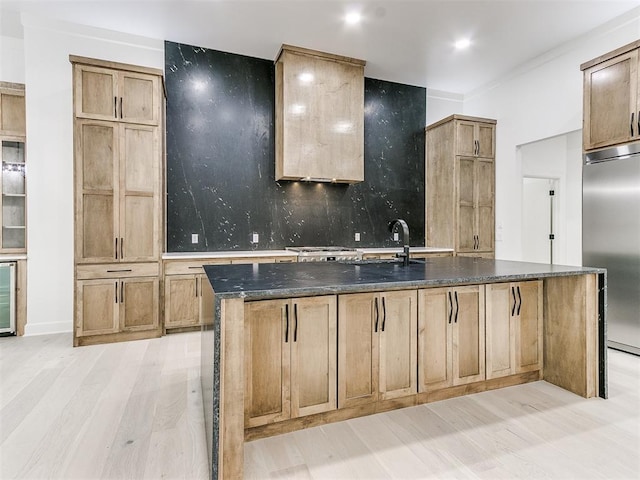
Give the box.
[201,257,606,480]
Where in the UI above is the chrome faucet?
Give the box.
[388,219,410,266]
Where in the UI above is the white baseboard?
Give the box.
[24,322,73,336]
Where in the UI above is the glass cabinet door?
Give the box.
[1,140,26,250]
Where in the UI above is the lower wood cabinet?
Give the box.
[164,273,213,329]
[76,276,159,336]
[338,290,417,408]
[244,295,337,428]
[485,281,543,379]
[75,262,160,345]
[418,285,485,391]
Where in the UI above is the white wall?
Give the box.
[463,9,640,262]
[426,88,463,125]
[22,14,163,335]
[519,130,582,266]
[0,35,25,83]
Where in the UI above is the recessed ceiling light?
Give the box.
[345,11,362,25]
[455,38,471,50]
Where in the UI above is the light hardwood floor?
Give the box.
[1,332,639,479]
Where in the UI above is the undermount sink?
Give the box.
[342,258,426,266]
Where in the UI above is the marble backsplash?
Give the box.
[165,41,425,251]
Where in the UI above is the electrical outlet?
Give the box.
[191,233,198,244]
[393,232,399,241]
[355,232,361,242]
[252,232,259,243]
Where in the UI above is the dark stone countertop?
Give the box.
[204,256,605,300]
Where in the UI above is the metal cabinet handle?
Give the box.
[107,269,132,273]
[381,296,387,332]
[374,297,379,332]
[517,286,522,316]
[448,291,453,324]
[195,277,199,298]
[293,303,298,342]
[637,110,639,136]
[454,291,459,323]
[284,304,289,343]
[115,281,118,303]
[120,281,124,303]
[511,286,516,316]
[120,97,123,119]
[115,238,118,259]
[632,112,635,137]
[114,96,117,118]
[120,238,124,259]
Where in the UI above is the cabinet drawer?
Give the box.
[164,259,232,275]
[77,262,159,280]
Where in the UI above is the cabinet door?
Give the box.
[164,275,198,328]
[119,71,160,125]
[75,120,119,263]
[198,274,215,327]
[244,300,290,427]
[485,283,515,379]
[76,279,119,336]
[74,65,118,121]
[583,50,639,150]
[452,286,485,385]
[457,157,476,252]
[378,290,417,400]
[291,296,337,417]
[338,293,379,408]
[477,123,495,158]
[119,124,159,262]
[120,277,159,331]
[515,281,543,373]
[476,158,495,252]
[418,287,452,391]
[0,89,26,136]
[456,121,477,156]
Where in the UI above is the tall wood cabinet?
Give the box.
[244,295,337,428]
[71,56,164,346]
[426,115,496,257]
[581,40,640,151]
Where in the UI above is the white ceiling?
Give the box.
[2,0,640,94]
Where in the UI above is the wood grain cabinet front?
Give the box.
[76,275,159,338]
[485,281,543,379]
[244,295,337,428]
[163,273,214,329]
[582,47,640,150]
[0,85,26,136]
[426,115,496,257]
[73,63,161,126]
[275,44,365,183]
[338,289,417,408]
[418,285,485,391]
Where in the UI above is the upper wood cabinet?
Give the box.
[244,295,337,428]
[581,41,640,151]
[426,115,496,256]
[72,59,161,126]
[418,285,485,392]
[338,289,417,408]
[74,119,161,264]
[485,281,543,379]
[275,44,366,183]
[0,84,26,136]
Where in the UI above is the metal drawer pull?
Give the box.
[107,269,132,273]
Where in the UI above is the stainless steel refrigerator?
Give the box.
[583,143,640,355]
